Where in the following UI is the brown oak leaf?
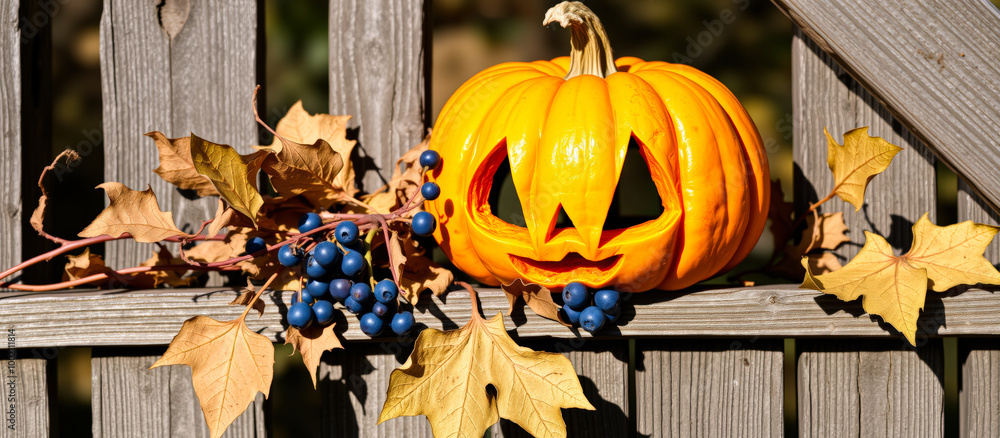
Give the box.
[501,279,568,326]
[147,131,219,197]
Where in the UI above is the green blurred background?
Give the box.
[39,0,1000,436]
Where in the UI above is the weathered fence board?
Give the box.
[493,341,629,437]
[773,0,1000,213]
[91,349,266,437]
[797,340,944,437]
[0,357,49,438]
[0,0,21,287]
[328,0,427,192]
[100,0,258,269]
[3,286,1000,348]
[635,339,784,437]
[319,343,432,437]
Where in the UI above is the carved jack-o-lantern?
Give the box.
[425,2,769,292]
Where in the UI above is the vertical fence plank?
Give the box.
[636,339,784,437]
[100,0,258,269]
[798,340,944,437]
[0,0,21,288]
[493,341,630,437]
[957,184,1000,437]
[793,28,944,436]
[319,343,432,437]
[328,0,427,192]
[91,349,266,437]
[0,356,49,438]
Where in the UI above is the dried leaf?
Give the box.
[147,132,219,197]
[286,324,343,389]
[31,150,82,236]
[801,216,1000,345]
[379,311,594,437]
[359,136,429,216]
[797,212,850,253]
[63,248,114,282]
[399,258,453,305]
[806,252,842,274]
[259,101,358,197]
[260,139,345,209]
[151,316,273,438]
[230,282,264,318]
[185,240,236,264]
[135,247,194,288]
[191,135,264,227]
[902,214,1000,292]
[79,182,188,243]
[501,279,568,326]
[825,127,902,211]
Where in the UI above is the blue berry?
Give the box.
[341,250,365,277]
[420,182,440,200]
[328,279,352,301]
[359,312,384,337]
[351,282,372,303]
[562,305,582,324]
[419,150,440,168]
[373,301,397,319]
[312,241,340,267]
[605,306,621,323]
[374,280,398,304]
[562,282,589,311]
[277,246,303,267]
[343,296,366,314]
[312,300,335,326]
[306,279,330,299]
[305,256,329,279]
[593,289,620,313]
[391,311,416,335]
[298,212,322,234]
[287,302,313,329]
[579,306,606,333]
[245,236,266,255]
[411,211,436,236]
[335,221,359,244]
[292,290,314,305]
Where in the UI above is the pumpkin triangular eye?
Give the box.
[488,155,527,227]
[603,137,664,231]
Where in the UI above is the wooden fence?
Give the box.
[2,0,1000,436]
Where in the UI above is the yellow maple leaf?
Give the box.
[801,217,1000,345]
[151,315,273,438]
[825,127,902,211]
[379,288,594,437]
[190,135,265,227]
[79,182,188,243]
[286,324,343,389]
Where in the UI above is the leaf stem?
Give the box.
[240,270,282,321]
[455,281,484,323]
[0,264,239,291]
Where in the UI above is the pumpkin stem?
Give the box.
[543,1,617,79]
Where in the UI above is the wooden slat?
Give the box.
[793,29,945,436]
[0,0,20,288]
[2,286,1000,348]
[773,0,1000,213]
[798,340,944,437]
[792,29,936,258]
[328,0,427,192]
[91,349,266,437]
[493,341,629,437]
[100,0,258,269]
[635,339,784,437]
[319,343,432,437]
[959,339,1000,437]
[0,356,49,438]
[957,182,1000,437]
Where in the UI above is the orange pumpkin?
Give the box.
[425,2,769,292]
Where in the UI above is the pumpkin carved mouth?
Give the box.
[510,253,623,285]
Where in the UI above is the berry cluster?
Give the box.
[245,149,444,338]
[560,282,621,333]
